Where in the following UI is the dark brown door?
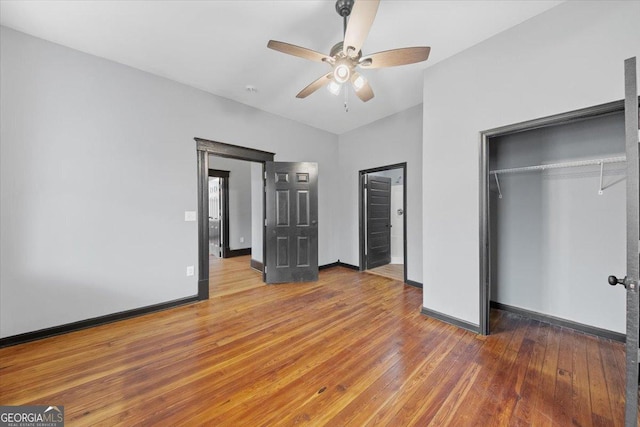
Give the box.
[622,56,639,426]
[265,162,318,283]
[366,175,391,269]
[609,57,639,426]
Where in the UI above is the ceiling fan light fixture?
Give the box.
[333,63,351,84]
[352,73,367,91]
[327,80,342,96]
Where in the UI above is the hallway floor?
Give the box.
[365,263,404,281]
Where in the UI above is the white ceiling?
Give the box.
[0,0,563,134]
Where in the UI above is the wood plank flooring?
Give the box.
[209,255,264,297]
[0,256,635,426]
[365,263,404,282]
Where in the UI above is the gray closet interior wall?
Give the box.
[489,112,626,333]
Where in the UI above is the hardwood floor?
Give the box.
[0,257,634,425]
[209,255,264,297]
[366,263,404,282]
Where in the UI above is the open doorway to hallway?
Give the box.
[208,156,258,261]
[195,138,274,299]
[208,170,229,258]
[207,155,264,296]
[359,163,407,282]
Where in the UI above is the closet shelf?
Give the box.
[490,155,627,198]
[489,156,626,175]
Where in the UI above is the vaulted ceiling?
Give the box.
[0,1,563,134]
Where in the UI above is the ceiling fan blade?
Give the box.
[267,40,329,63]
[343,0,380,55]
[360,47,431,69]
[296,73,333,98]
[352,79,374,102]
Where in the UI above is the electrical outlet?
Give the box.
[240,237,244,243]
[186,265,195,276]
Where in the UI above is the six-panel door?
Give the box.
[265,162,318,283]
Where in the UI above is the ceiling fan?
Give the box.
[267,0,430,103]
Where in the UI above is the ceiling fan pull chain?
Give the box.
[344,87,349,112]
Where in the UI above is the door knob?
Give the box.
[608,275,627,288]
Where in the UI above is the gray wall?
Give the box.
[338,105,422,283]
[0,26,339,338]
[208,156,252,250]
[422,0,640,325]
[490,113,626,333]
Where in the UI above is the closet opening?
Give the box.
[479,100,634,337]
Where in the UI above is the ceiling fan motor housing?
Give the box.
[330,42,361,61]
[330,42,345,58]
[335,0,354,17]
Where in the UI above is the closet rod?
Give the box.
[490,156,626,175]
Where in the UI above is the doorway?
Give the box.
[208,158,257,260]
[359,163,407,282]
[208,170,229,258]
[208,176,222,257]
[196,138,274,298]
[479,98,638,336]
[196,138,320,293]
[477,58,640,425]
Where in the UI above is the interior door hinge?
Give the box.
[264,171,267,180]
[265,218,267,226]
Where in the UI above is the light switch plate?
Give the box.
[184,211,196,222]
[186,265,195,276]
